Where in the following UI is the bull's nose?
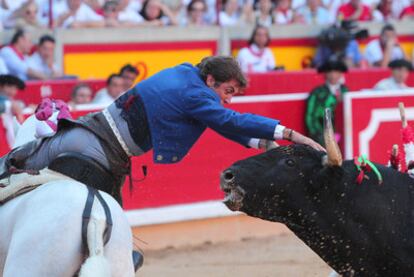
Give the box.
[222,169,235,183]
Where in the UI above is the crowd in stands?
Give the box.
[0,0,413,29]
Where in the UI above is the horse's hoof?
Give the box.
[132,250,144,272]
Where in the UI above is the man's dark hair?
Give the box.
[106,73,123,86]
[39,34,55,46]
[381,24,395,35]
[10,29,26,45]
[119,64,139,75]
[248,25,270,47]
[187,0,206,13]
[196,56,247,88]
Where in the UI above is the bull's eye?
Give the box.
[285,159,295,167]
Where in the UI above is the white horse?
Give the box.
[0,112,135,277]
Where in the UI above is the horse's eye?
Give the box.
[285,159,295,167]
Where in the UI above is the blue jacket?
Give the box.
[119,63,279,164]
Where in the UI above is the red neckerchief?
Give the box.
[277,7,291,21]
[247,44,265,58]
[10,45,25,61]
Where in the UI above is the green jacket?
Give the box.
[305,84,348,146]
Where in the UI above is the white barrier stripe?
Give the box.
[125,200,240,227]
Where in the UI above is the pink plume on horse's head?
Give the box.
[33,98,72,138]
[35,98,54,121]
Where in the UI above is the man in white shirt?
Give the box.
[27,35,62,80]
[92,73,124,106]
[0,29,47,81]
[54,0,104,28]
[374,59,412,90]
[364,24,406,68]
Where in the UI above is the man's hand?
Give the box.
[284,128,326,152]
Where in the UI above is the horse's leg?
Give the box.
[3,182,86,277]
[96,192,135,277]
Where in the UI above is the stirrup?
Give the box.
[132,250,144,272]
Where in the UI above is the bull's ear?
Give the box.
[311,166,344,191]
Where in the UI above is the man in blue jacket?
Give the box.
[0,56,323,203]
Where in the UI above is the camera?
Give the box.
[318,20,369,52]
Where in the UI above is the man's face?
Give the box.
[392,67,409,84]
[121,71,138,90]
[108,76,125,98]
[20,33,33,54]
[207,75,241,105]
[325,70,343,85]
[381,30,396,44]
[104,3,119,19]
[73,86,92,104]
[38,41,55,61]
[1,85,19,98]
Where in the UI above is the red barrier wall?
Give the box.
[16,70,414,105]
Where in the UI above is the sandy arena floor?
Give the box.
[138,233,332,277]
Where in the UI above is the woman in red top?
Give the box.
[337,0,373,21]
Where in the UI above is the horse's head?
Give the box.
[13,99,71,148]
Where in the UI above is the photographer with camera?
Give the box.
[364,24,406,68]
[313,20,368,69]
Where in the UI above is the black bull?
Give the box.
[221,109,414,277]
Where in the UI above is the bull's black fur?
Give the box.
[227,145,414,277]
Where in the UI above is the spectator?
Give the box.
[273,0,297,24]
[337,0,373,21]
[92,73,124,106]
[364,24,405,68]
[237,25,276,73]
[0,29,48,80]
[252,0,274,27]
[400,0,414,20]
[139,0,178,26]
[27,35,62,80]
[305,59,348,146]
[373,59,412,90]
[219,0,242,26]
[372,0,396,22]
[5,1,43,29]
[69,83,93,107]
[321,0,344,23]
[183,0,209,26]
[295,0,332,25]
[54,0,105,28]
[102,0,124,27]
[117,0,145,24]
[0,74,26,148]
[119,64,139,90]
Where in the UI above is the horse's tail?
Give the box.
[79,217,111,277]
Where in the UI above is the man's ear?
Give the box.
[206,74,215,88]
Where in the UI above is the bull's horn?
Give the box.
[323,108,342,166]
